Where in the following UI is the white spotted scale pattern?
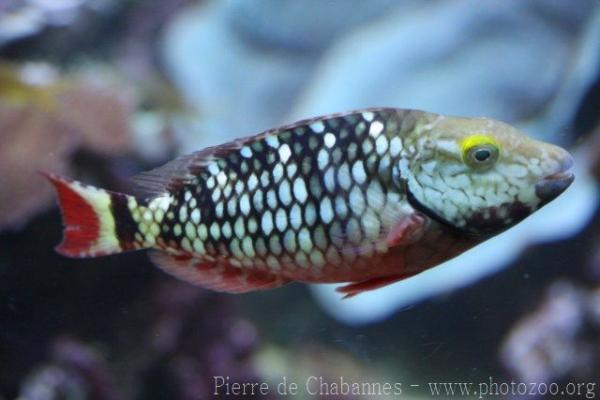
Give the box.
[131,109,420,277]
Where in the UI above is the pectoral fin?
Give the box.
[385,212,427,247]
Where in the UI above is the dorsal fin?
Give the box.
[131,136,254,198]
[131,107,403,198]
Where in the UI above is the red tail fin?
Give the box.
[42,172,122,258]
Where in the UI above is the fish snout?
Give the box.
[534,148,574,204]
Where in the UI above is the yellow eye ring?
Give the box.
[461,135,500,169]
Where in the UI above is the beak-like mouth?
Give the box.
[535,164,575,205]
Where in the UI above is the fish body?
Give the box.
[46,108,574,296]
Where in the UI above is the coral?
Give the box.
[500,281,599,383]
[0,63,132,231]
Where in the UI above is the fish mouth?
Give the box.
[535,167,575,205]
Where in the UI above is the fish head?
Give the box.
[399,115,574,236]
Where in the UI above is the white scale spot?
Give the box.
[298,227,313,252]
[260,171,270,187]
[261,211,274,235]
[273,164,284,182]
[266,255,280,270]
[179,206,188,222]
[215,202,224,218]
[207,162,219,175]
[310,250,326,268]
[231,239,244,259]
[197,224,207,240]
[234,217,245,238]
[270,236,282,255]
[193,238,205,253]
[286,163,297,179]
[265,135,279,148]
[229,259,242,268]
[369,120,384,137]
[347,218,362,244]
[189,198,197,208]
[320,197,334,224]
[290,204,302,230]
[324,133,336,148]
[295,252,310,269]
[367,181,385,208]
[235,180,244,195]
[309,175,322,198]
[240,193,251,216]
[181,237,192,252]
[185,222,196,239]
[248,174,258,191]
[278,180,292,206]
[184,191,192,201]
[223,183,233,198]
[227,197,238,217]
[362,112,374,122]
[127,197,137,211]
[240,146,253,158]
[337,163,352,190]
[375,135,388,155]
[222,221,232,238]
[335,196,348,218]
[266,189,278,209]
[362,210,380,241]
[351,161,367,184]
[217,171,227,186]
[275,208,288,232]
[252,190,263,211]
[143,210,152,222]
[150,194,175,212]
[313,225,328,250]
[305,202,317,226]
[173,224,182,236]
[190,209,200,224]
[293,177,308,203]
[206,177,216,189]
[283,230,296,252]
[210,222,221,240]
[242,237,255,257]
[154,209,164,223]
[324,167,335,193]
[255,238,268,257]
[150,223,160,237]
[278,144,292,163]
[349,186,366,214]
[310,121,325,133]
[248,217,258,234]
[317,149,329,171]
[211,188,221,202]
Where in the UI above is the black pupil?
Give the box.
[474,148,491,162]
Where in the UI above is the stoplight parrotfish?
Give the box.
[45,108,574,297]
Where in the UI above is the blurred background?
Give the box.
[1,0,600,399]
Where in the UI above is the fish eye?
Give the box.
[461,135,500,169]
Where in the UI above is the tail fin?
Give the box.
[43,173,125,258]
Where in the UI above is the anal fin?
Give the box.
[336,271,419,299]
[149,251,290,293]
